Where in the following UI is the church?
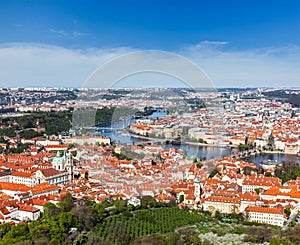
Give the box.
[51,150,75,183]
[1,150,75,187]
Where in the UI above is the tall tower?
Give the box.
[194,177,201,203]
[64,151,74,182]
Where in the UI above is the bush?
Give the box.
[231,225,244,235]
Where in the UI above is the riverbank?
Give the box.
[120,132,299,157]
[262,150,299,155]
[184,141,229,148]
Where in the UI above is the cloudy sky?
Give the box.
[0,0,300,88]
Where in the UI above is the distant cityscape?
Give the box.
[0,87,299,243]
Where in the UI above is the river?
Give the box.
[94,111,300,165]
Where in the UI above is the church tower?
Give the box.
[64,151,74,182]
[194,177,201,203]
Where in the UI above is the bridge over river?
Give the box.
[229,148,263,159]
[129,134,181,145]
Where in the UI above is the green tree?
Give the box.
[43,202,61,218]
[72,205,97,231]
[19,129,40,139]
[214,210,222,220]
[275,162,300,184]
[244,225,273,243]
[209,169,221,178]
[0,224,30,244]
[179,195,184,203]
[58,192,74,212]
[0,223,11,239]
[265,172,272,177]
[48,212,79,244]
[243,166,252,175]
[0,137,7,144]
[270,237,281,245]
[254,188,261,195]
[0,127,16,137]
[284,207,291,218]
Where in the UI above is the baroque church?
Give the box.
[52,150,74,182]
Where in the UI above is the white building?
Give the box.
[128,196,141,207]
[245,206,284,227]
[201,196,240,214]
[62,136,110,146]
[11,204,41,222]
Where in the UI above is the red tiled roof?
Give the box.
[203,196,240,204]
[17,204,40,213]
[0,182,31,192]
[31,182,59,194]
[39,168,65,177]
[45,144,68,149]
[245,206,283,215]
[11,171,32,178]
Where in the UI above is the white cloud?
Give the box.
[180,41,300,87]
[73,32,90,37]
[0,41,299,88]
[49,29,68,37]
[49,29,90,38]
[0,43,135,87]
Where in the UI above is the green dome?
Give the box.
[52,151,65,164]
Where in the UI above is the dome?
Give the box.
[52,151,65,164]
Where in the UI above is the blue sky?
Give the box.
[0,0,300,87]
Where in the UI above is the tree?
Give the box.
[275,161,300,184]
[244,225,273,243]
[0,137,7,144]
[243,166,252,175]
[19,129,40,139]
[29,222,50,241]
[71,205,97,231]
[0,127,16,137]
[74,232,89,245]
[254,188,261,195]
[179,195,184,203]
[112,199,127,213]
[265,172,272,177]
[48,212,79,244]
[0,224,30,244]
[284,207,291,218]
[209,169,220,178]
[270,237,281,245]
[231,205,239,216]
[0,223,11,239]
[58,193,74,212]
[214,210,222,220]
[141,196,160,209]
[43,202,61,218]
